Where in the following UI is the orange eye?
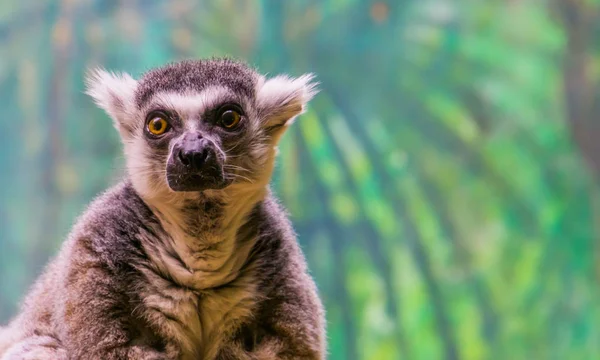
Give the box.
[147,116,169,135]
[220,110,242,129]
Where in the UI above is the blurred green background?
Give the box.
[1,0,600,359]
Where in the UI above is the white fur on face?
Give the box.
[148,87,234,131]
[255,73,319,128]
[85,69,138,138]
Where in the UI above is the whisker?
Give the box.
[226,173,254,184]
[223,165,252,173]
[130,170,168,177]
[223,140,246,153]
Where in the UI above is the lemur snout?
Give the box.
[166,132,227,192]
[176,135,211,171]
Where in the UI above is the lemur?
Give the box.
[0,58,326,360]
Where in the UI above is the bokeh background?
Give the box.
[1,0,599,359]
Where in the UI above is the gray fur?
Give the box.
[135,59,258,107]
[0,58,325,359]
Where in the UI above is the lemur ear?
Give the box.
[256,73,319,131]
[85,68,138,138]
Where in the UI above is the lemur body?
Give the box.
[0,59,325,359]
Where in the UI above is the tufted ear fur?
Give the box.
[256,73,318,132]
[86,68,138,139]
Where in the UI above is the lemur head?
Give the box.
[86,58,317,200]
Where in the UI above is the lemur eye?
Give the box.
[218,107,242,129]
[146,114,170,136]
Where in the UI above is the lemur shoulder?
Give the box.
[0,58,326,360]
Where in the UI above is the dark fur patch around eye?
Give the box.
[142,109,183,150]
[144,130,177,150]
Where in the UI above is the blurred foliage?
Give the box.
[1,0,600,359]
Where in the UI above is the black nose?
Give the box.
[176,136,211,170]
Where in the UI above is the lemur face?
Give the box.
[86,59,317,198]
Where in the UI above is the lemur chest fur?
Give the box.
[139,195,262,359]
[140,266,259,360]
